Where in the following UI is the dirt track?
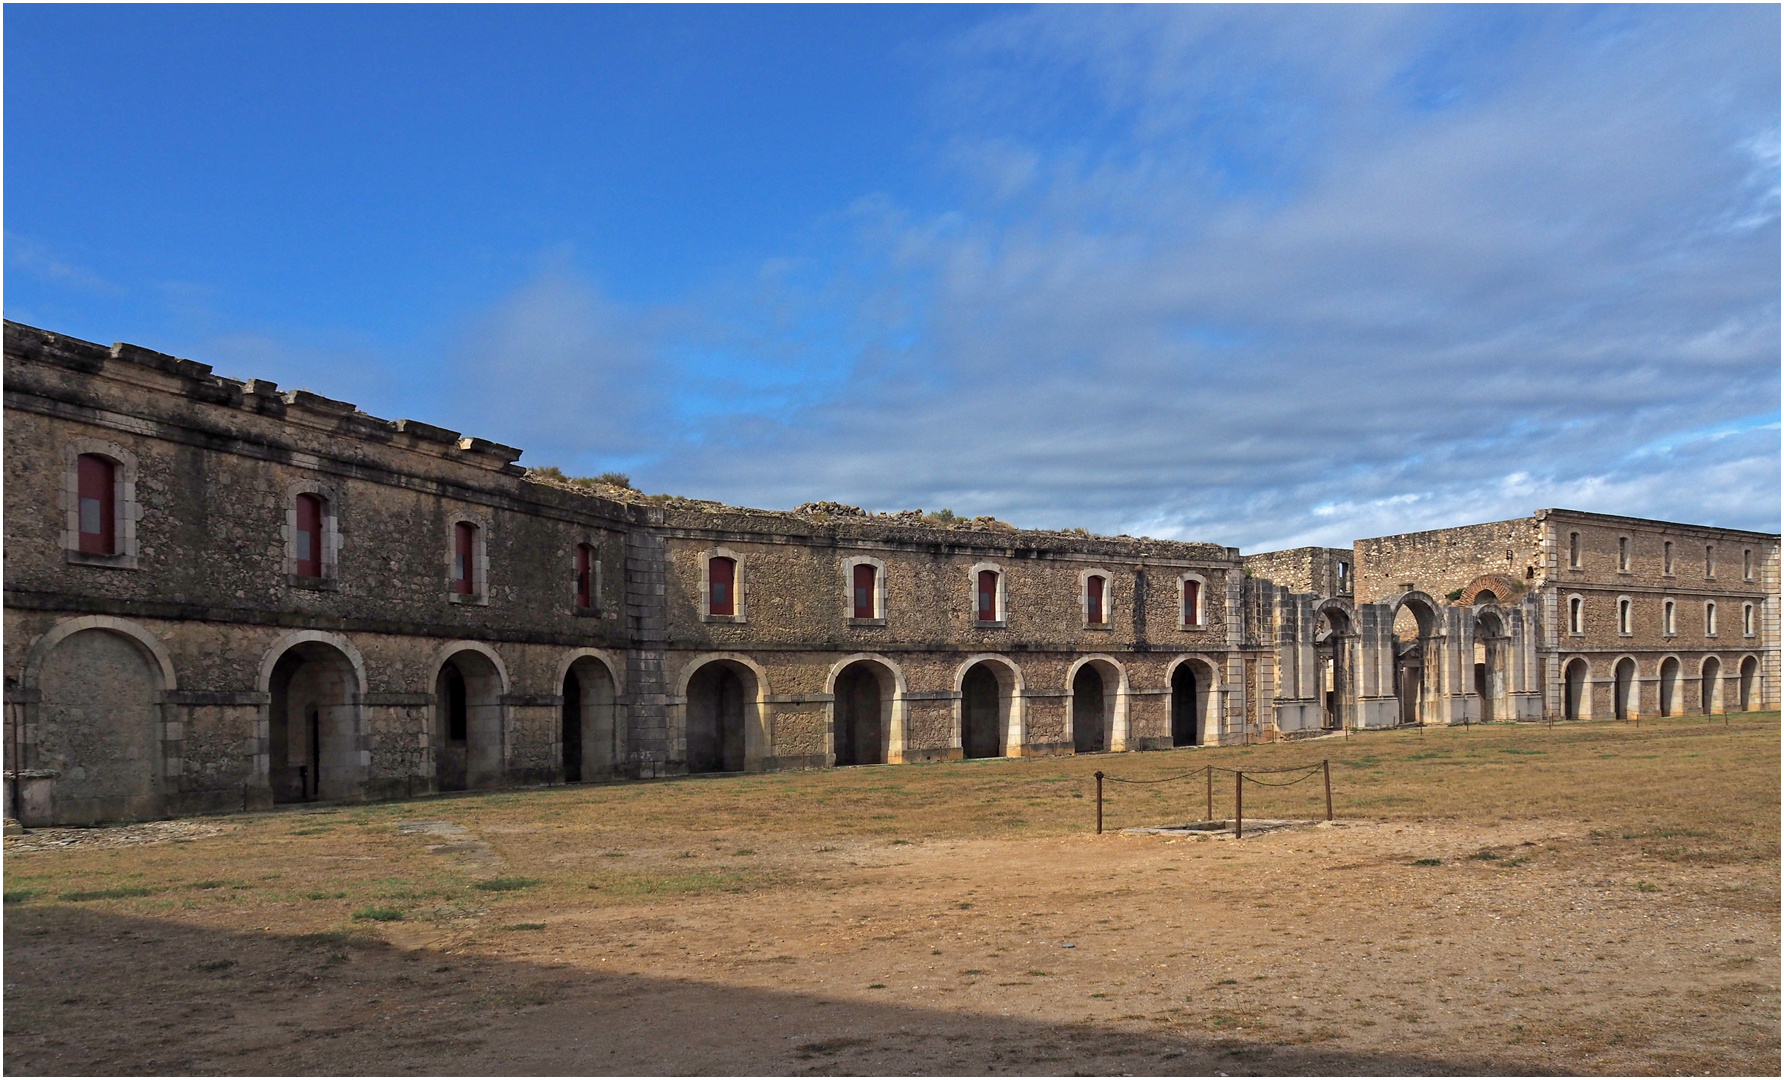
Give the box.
[5,718,1779,1075]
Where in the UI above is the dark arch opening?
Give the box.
[833,662,888,767]
[686,662,750,773]
[1701,657,1721,716]
[269,641,360,804]
[562,657,618,783]
[1659,657,1680,717]
[1740,656,1757,711]
[435,651,503,792]
[1563,659,1588,721]
[1072,665,1106,754]
[1171,663,1203,747]
[1614,658,1636,720]
[960,663,1007,759]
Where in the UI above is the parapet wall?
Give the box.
[1353,518,1540,605]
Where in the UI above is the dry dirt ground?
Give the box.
[5,715,1779,1076]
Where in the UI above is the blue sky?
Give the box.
[7,4,1779,549]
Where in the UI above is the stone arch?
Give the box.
[1563,656,1590,721]
[560,649,622,783]
[20,616,176,824]
[1658,655,1682,717]
[1457,574,1521,607]
[1388,592,1442,724]
[953,654,1023,758]
[1166,655,1219,746]
[429,641,510,791]
[1065,655,1130,754]
[678,653,769,773]
[1473,606,1510,722]
[1313,599,1354,730]
[1613,655,1638,720]
[826,654,906,767]
[1738,655,1759,711]
[264,636,366,803]
[1699,655,1722,715]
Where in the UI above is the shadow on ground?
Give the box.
[5,907,1546,1076]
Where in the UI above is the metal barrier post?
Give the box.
[1323,759,1333,822]
[1205,764,1213,823]
[1234,771,1243,839]
[1095,771,1104,835]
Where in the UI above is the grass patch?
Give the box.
[351,906,405,921]
[304,891,348,900]
[1413,858,1442,866]
[472,876,539,892]
[499,922,547,931]
[4,889,41,904]
[58,886,156,901]
[189,959,236,972]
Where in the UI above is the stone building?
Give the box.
[4,320,1778,824]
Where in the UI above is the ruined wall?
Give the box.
[1353,518,1540,605]
[1242,547,1352,597]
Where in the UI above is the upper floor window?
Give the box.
[453,522,478,596]
[1705,544,1716,578]
[1568,531,1581,568]
[1663,540,1674,575]
[575,543,595,610]
[709,556,737,617]
[1743,603,1755,637]
[1705,601,1717,636]
[1087,574,1107,626]
[1180,575,1204,628]
[852,562,880,620]
[1617,537,1629,572]
[1336,560,1351,594]
[294,493,324,579]
[1743,548,1753,581]
[1663,599,1676,636]
[1568,595,1583,635]
[976,568,1002,623]
[1617,597,1631,635]
[76,454,116,555]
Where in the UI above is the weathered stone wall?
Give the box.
[1353,519,1540,605]
[1242,547,1353,597]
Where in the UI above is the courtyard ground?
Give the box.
[5,714,1779,1076]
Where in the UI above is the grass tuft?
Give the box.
[472,876,539,892]
[351,906,404,921]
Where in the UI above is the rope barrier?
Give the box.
[1094,759,1334,837]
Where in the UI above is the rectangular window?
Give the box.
[1617,537,1628,571]
[295,493,323,578]
[1706,602,1717,635]
[977,570,998,622]
[1743,548,1752,580]
[1618,598,1631,635]
[453,522,476,595]
[1663,601,1675,635]
[1705,544,1715,578]
[1087,575,1105,625]
[1664,540,1674,574]
[1568,532,1581,568]
[1183,579,1201,626]
[1744,604,1755,636]
[852,562,876,619]
[709,556,736,616]
[76,454,115,555]
[1569,596,1582,634]
[575,543,594,609]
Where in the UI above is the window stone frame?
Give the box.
[842,555,887,627]
[969,561,1006,628]
[445,510,492,607]
[700,546,747,624]
[1079,567,1114,630]
[61,438,141,569]
[1178,572,1209,631]
[283,479,343,591]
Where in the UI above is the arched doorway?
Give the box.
[1171,661,1209,746]
[269,641,363,803]
[1739,656,1757,711]
[1473,610,1507,723]
[1614,657,1637,721]
[1393,597,1438,726]
[1563,658,1588,721]
[833,660,893,767]
[1072,665,1106,754]
[435,649,505,791]
[960,660,1016,759]
[562,656,618,782]
[1315,607,1351,730]
[686,660,754,773]
[1659,657,1681,717]
[1700,657,1721,716]
[32,628,166,823]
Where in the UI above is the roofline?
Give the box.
[1536,507,1781,543]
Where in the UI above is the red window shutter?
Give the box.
[76,454,115,555]
[295,494,323,578]
[710,557,736,616]
[575,544,593,608]
[853,563,876,619]
[1184,580,1200,625]
[1088,575,1104,624]
[454,522,476,594]
[978,570,998,622]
